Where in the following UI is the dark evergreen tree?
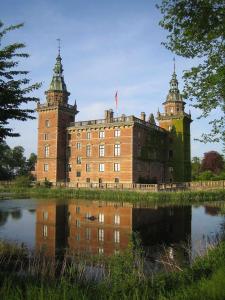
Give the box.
[0,21,41,142]
[158,0,225,145]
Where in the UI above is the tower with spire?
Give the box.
[36,45,78,183]
[157,60,192,182]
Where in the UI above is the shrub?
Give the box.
[13,175,32,188]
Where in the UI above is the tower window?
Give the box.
[76,171,81,177]
[45,120,50,128]
[67,164,72,172]
[68,134,71,141]
[67,147,71,157]
[169,150,173,159]
[44,146,49,157]
[43,225,48,237]
[43,211,48,220]
[99,145,105,157]
[44,133,49,140]
[114,144,120,156]
[99,213,104,223]
[115,178,119,183]
[44,164,49,172]
[114,214,120,225]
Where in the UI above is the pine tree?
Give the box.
[0,21,41,142]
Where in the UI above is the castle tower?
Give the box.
[36,49,78,184]
[157,65,192,182]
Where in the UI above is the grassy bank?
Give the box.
[0,186,225,204]
[0,240,225,299]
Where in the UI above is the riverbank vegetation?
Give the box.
[0,239,225,299]
[0,184,225,204]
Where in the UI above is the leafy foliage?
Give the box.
[158,0,225,145]
[201,151,224,174]
[0,141,36,180]
[0,21,41,141]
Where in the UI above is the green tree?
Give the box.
[191,156,201,180]
[158,0,225,145]
[27,152,37,171]
[0,21,41,142]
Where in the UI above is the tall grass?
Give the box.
[1,240,225,299]
[1,186,225,204]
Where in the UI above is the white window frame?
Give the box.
[86,145,91,157]
[114,163,120,172]
[115,129,120,137]
[44,164,49,172]
[86,163,91,172]
[99,145,105,157]
[99,163,105,172]
[44,145,49,157]
[77,142,81,150]
[114,144,120,156]
[99,131,105,139]
[87,131,91,140]
[43,225,48,237]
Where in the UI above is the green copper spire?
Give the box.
[48,49,68,92]
[166,58,182,102]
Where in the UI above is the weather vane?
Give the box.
[56,38,61,55]
[173,57,176,73]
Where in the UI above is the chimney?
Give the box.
[105,109,114,123]
[140,112,146,121]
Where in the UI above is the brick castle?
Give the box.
[36,51,192,185]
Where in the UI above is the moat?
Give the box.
[0,198,225,271]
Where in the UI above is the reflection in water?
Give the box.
[0,211,9,226]
[35,201,192,269]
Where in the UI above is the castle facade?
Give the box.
[36,52,192,185]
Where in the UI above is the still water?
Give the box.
[0,198,225,269]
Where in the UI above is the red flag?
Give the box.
[115,91,118,110]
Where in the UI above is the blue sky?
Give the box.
[2,0,223,158]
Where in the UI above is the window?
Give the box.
[115,129,120,137]
[68,134,71,141]
[169,150,173,159]
[44,133,48,140]
[43,225,48,237]
[76,220,81,228]
[44,146,49,157]
[67,164,72,172]
[114,215,120,225]
[76,234,80,241]
[99,213,104,223]
[99,131,105,139]
[169,167,173,173]
[85,228,91,240]
[114,230,120,243]
[86,145,91,157]
[67,147,71,157]
[98,228,104,242]
[99,163,105,172]
[77,142,81,150]
[86,178,90,183]
[76,171,81,177]
[45,120,50,127]
[87,131,91,140]
[114,163,120,172]
[85,212,91,220]
[76,207,80,214]
[115,178,119,183]
[98,247,104,254]
[44,164,49,172]
[114,144,120,156]
[77,156,82,164]
[86,163,91,172]
[43,211,48,220]
[99,145,105,157]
